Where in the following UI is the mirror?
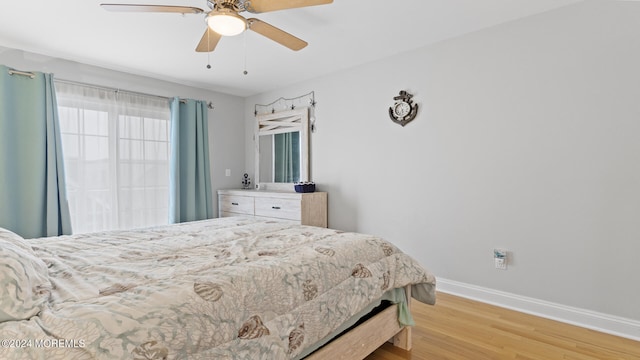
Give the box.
[255,107,309,189]
[259,132,302,183]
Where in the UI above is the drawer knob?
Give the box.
[231,202,239,206]
[272,206,281,210]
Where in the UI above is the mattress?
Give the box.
[0,216,436,359]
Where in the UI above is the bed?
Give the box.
[0,216,436,359]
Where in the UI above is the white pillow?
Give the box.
[0,227,52,322]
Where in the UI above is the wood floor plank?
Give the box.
[365,292,640,360]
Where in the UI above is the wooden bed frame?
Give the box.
[306,286,413,359]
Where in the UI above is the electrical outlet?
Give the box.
[493,248,508,270]
[225,169,231,177]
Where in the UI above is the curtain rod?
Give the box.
[54,78,214,109]
[7,69,36,79]
[5,69,214,109]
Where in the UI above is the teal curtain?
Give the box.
[169,98,213,223]
[0,65,72,238]
[274,131,300,183]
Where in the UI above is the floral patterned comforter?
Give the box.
[0,217,436,359]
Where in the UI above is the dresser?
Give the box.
[217,189,328,227]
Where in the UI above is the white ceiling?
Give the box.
[0,0,582,97]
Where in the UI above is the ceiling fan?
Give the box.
[100,0,333,53]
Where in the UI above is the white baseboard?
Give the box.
[436,278,640,342]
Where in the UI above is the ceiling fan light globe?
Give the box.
[207,11,246,36]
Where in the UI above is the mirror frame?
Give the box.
[255,107,309,191]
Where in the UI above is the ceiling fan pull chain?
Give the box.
[243,31,249,75]
[207,29,212,69]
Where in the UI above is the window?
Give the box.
[55,82,170,233]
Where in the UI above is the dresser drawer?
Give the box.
[254,197,301,221]
[217,190,327,227]
[219,195,254,215]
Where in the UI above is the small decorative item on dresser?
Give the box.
[294,181,316,193]
[242,173,251,189]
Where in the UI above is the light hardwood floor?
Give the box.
[365,292,640,360]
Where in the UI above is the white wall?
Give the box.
[0,46,246,216]
[245,0,640,324]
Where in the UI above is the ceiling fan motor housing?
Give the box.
[216,0,243,12]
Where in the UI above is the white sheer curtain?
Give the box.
[55,82,170,234]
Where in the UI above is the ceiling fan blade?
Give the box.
[195,28,222,52]
[244,0,332,13]
[247,19,307,51]
[100,4,204,14]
